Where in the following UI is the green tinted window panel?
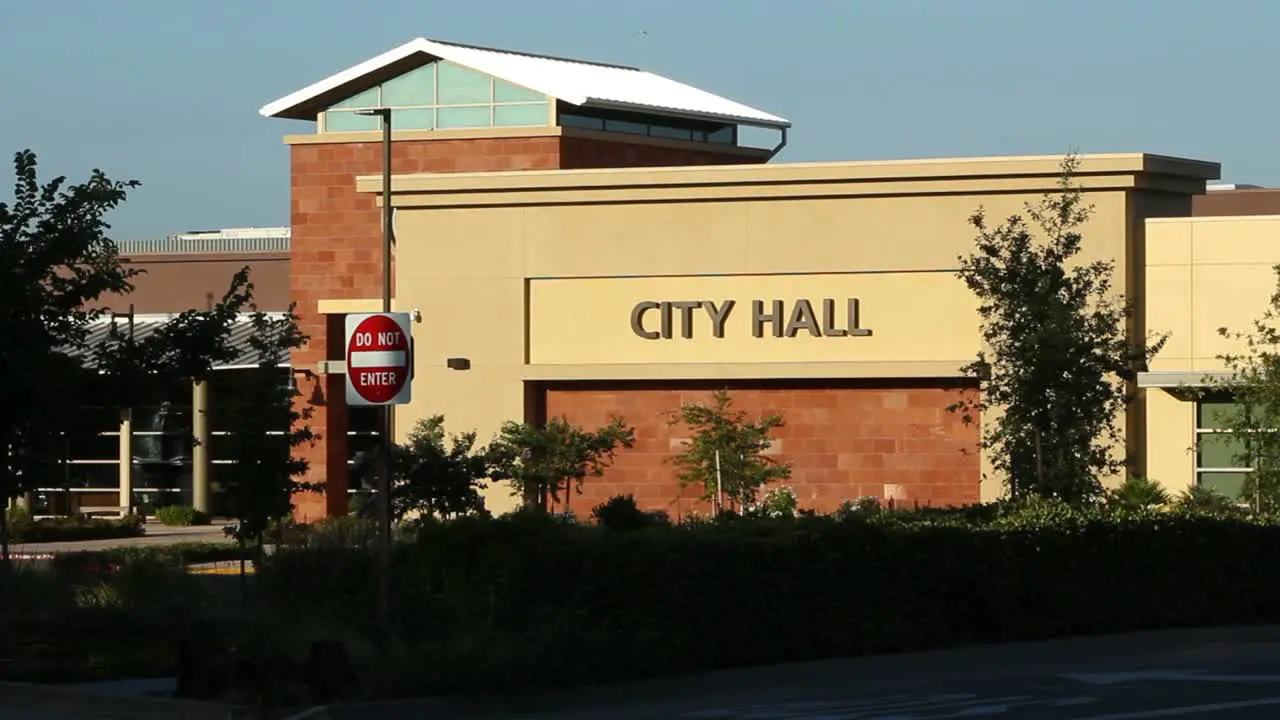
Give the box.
[1198,471,1247,500]
[559,113,604,130]
[329,87,379,109]
[1197,432,1251,469]
[437,105,492,129]
[494,79,544,103]
[604,119,648,135]
[437,61,492,105]
[493,103,548,127]
[708,125,736,144]
[649,124,694,141]
[381,64,436,106]
[1197,400,1243,430]
[324,110,381,132]
[394,108,436,130]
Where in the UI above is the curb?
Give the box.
[0,680,238,719]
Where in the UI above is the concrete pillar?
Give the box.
[118,409,132,516]
[192,379,210,514]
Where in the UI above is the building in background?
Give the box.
[256,36,1224,521]
[43,227,377,516]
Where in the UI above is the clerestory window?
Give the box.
[320,60,550,132]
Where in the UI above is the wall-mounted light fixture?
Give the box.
[446,357,471,371]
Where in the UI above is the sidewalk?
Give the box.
[8,524,231,557]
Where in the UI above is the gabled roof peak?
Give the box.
[258,37,790,130]
[419,37,639,72]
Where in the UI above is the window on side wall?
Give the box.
[1195,394,1250,499]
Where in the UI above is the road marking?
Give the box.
[1071,696,1280,719]
[684,694,1050,718]
[1064,670,1280,685]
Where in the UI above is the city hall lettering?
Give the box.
[630,299,873,340]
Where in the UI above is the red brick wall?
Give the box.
[289,137,560,520]
[540,380,981,518]
[559,135,767,169]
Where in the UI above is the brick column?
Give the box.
[287,136,560,521]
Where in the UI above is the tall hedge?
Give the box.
[257,508,1280,692]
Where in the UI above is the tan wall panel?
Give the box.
[1189,216,1280,264]
[1145,390,1195,493]
[522,203,752,278]
[527,272,980,366]
[396,207,527,279]
[514,192,1131,279]
[1144,264,1194,362]
[1146,216,1280,373]
[1191,264,1276,370]
[1146,219,1193,266]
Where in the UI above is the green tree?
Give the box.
[948,154,1164,504]
[215,305,318,565]
[390,415,489,522]
[489,416,636,513]
[0,150,140,563]
[1204,265,1280,512]
[668,389,790,513]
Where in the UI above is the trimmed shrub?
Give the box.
[5,511,144,544]
[256,504,1280,694]
[154,505,211,527]
[51,542,248,573]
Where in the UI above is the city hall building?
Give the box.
[45,37,1280,520]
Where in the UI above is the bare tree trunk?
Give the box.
[238,536,248,604]
[1034,429,1046,497]
[0,501,9,567]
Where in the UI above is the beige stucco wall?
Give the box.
[330,153,1217,511]
[1144,214,1280,493]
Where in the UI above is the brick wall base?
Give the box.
[539,379,981,518]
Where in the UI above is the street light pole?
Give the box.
[357,107,394,642]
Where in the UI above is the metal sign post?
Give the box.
[344,308,412,645]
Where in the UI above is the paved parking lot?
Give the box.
[340,625,1280,719]
[8,624,1280,718]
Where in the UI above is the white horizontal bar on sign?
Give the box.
[348,350,407,369]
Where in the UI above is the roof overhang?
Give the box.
[1137,371,1237,400]
[65,313,294,371]
[1137,370,1237,388]
[259,41,436,121]
[258,37,791,130]
[576,98,789,130]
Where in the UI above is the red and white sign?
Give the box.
[345,312,413,406]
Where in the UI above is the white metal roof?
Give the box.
[258,37,790,130]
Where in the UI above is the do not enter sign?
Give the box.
[345,312,413,406]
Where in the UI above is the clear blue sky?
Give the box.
[2,0,1277,241]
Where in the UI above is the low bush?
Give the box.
[257,499,1280,694]
[5,508,145,544]
[591,494,668,531]
[51,541,248,573]
[154,504,212,527]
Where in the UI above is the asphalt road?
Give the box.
[10,626,1280,718]
[333,625,1280,719]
